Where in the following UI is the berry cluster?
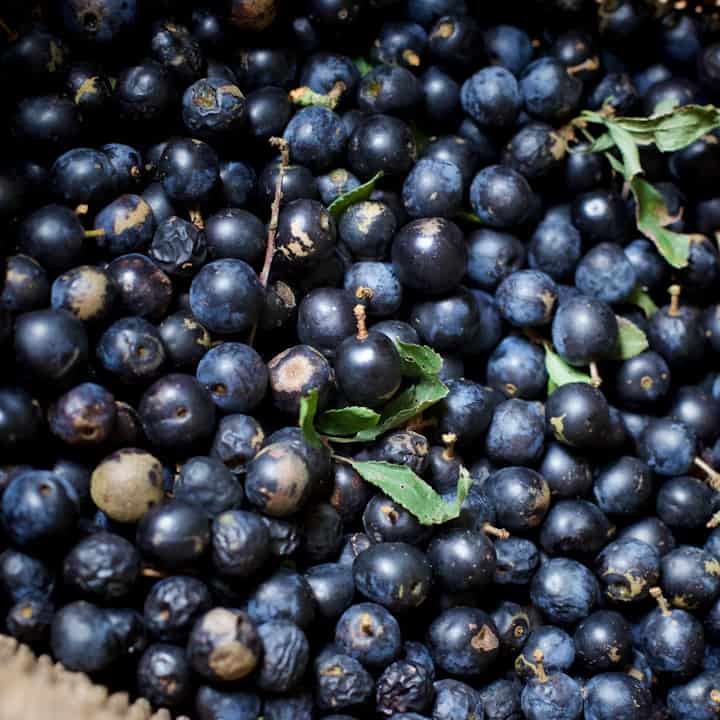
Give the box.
[3,1,720,720]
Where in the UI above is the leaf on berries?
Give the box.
[628,286,659,318]
[606,123,643,179]
[612,104,720,152]
[343,460,473,525]
[327,376,449,443]
[544,345,592,389]
[395,340,443,379]
[630,177,691,268]
[327,171,384,219]
[316,406,381,436]
[456,210,483,224]
[580,105,720,152]
[615,316,649,359]
[354,57,373,77]
[298,389,323,449]
[585,131,615,153]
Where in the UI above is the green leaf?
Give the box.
[653,97,681,115]
[395,340,443,379]
[628,286,659,318]
[606,123,643,179]
[613,104,720,152]
[327,376,449,444]
[615,316,649,359]
[456,210,483,224]
[604,151,627,176]
[354,57,372,77]
[544,345,592,388]
[298,390,323,449]
[327,171,384,219]
[547,377,559,395]
[344,460,473,525]
[367,376,448,436]
[586,131,615,153]
[316,407,380,436]
[630,177,691,268]
[436,465,475,524]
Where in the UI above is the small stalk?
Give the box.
[142,566,168,579]
[354,304,368,341]
[353,287,373,341]
[84,229,105,238]
[247,137,289,347]
[482,523,510,540]
[75,204,89,216]
[695,456,720,491]
[532,650,548,683]
[189,207,204,230]
[649,587,671,616]
[355,286,374,302]
[566,56,600,75]
[441,433,457,461]
[589,361,602,388]
[0,17,18,42]
[708,510,720,529]
[259,137,289,287]
[668,284,682,317]
[402,49,421,67]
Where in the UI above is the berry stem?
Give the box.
[650,586,671,616]
[707,510,720,529]
[695,457,720,491]
[189,207,204,230]
[75,204,88,216]
[482,523,510,540]
[402,49,421,67]
[355,286,374,302]
[83,229,105,238]
[566,56,600,75]
[354,304,368,341]
[710,689,720,704]
[441,433,457,460]
[353,287,373,340]
[142,566,168,579]
[589,361,602,387]
[0,17,17,42]
[533,650,548,683]
[668,284,682,316]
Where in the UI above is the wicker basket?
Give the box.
[0,636,186,720]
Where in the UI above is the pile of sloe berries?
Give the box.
[5,0,720,719]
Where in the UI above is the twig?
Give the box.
[248,137,289,347]
[260,137,289,287]
[695,456,720,490]
[0,17,17,42]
